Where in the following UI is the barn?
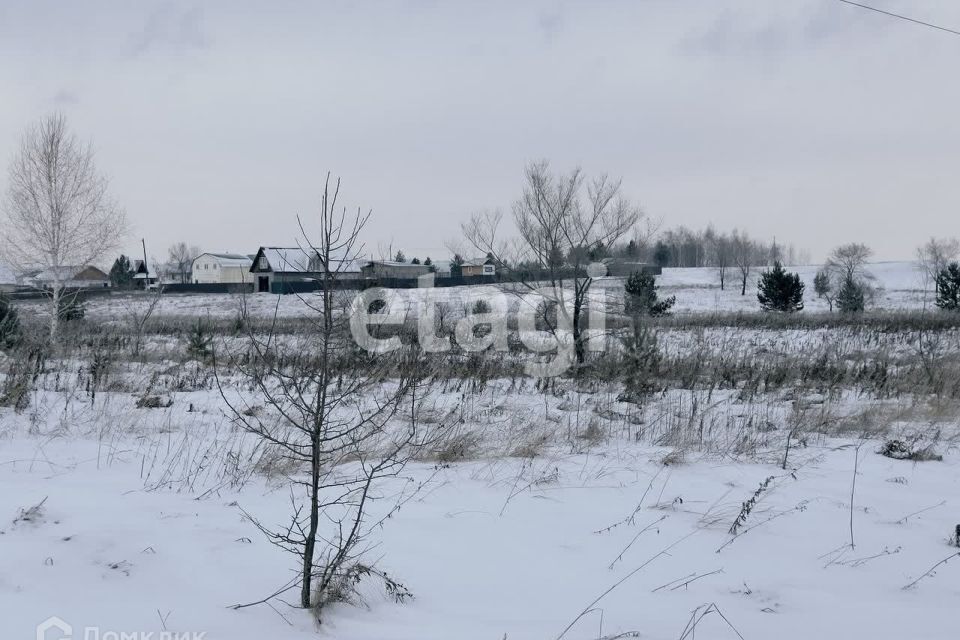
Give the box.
[249,247,364,293]
[192,253,254,284]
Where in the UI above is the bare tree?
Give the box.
[822,242,876,310]
[916,237,960,292]
[463,160,641,366]
[1,114,127,339]
[731,230,760,296]
[126,285,163,358]
[709,231,733,291]
[168,242,202,284]
[219,174,431,619]
[825,243,874,286]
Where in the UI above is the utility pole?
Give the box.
[141,238,149,284]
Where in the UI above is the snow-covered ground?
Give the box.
[13,260,934,321]
[2,257,958,640]
[3,419,957,639]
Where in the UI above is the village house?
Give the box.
[601,258,662,277]
[26,265,111,289]
[249,247,364,293]
[458,257,497,277]
[192,253,254,284]
[360,260,432,280]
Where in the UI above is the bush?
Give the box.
[625,272,675,317]
[471,299,491,315]
[757,261,804,312]
[618,321,661,402]
[185,319,213,361]
[935,262,960,311]
[57,295,86,322]
[878,439,942,462]
[0,293,20,348]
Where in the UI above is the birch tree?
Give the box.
[463,160,641,366]
[1,114,127,339]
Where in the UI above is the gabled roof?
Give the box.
[195,253,253,267]
[458,257,496,267]
[254,247,315,273]
[364,260,430,269]
[31,265,108,282]
[253,247,365,274]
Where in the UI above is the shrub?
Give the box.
[618,321,662,402]
[471,299,491,315]
[878,439,942,462]
[0,293,20,348]
[935,262,960,311]
[185,319,213,361]
[57,294,86,322]
[757,261,804,313]
[625,272,675,317]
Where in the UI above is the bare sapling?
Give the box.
[219,174,433,620]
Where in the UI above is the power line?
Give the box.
[836,0,960,37]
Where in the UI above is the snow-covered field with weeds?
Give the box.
[2,376,958,639]
[2,433,959,639]
[2,257,959,639]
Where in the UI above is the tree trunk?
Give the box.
[301,437,321,608]
[49,283,61,342]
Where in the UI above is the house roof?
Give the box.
[31,265,108,282]
[195,253,253,267]
[254,247,364,274]
[364,260,431,269]
[256,247,315,273]
[461,257,494,267]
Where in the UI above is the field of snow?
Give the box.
[2,257,958,640]
[13,260,933,322]
[2,389,958,640]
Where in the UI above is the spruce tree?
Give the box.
[813,269,833,311]
[836,274,866,314]
[935,262,960,311]
[109,255,134,289]
[757,261,804,312]
[625,272,675,317]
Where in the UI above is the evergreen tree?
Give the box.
[836,274,866,314]
[109,255,134,289]
[394,250,406,263]
[625,272,675,317]
[0,293,20,349]
[935,262,960,311]
[757,261,804,312]
[411,257,421,264]
[653,242,671,267]
[423,256,432,266]
[57,294,86,322]
[813,269,833,311]
[451,254,464,278]
[625,239,639,258]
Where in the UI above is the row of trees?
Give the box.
[758,241,960,314]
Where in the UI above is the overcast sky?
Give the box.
[2,0,959,264]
